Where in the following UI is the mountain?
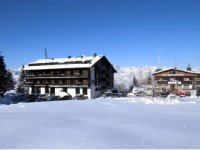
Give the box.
[9,67,21,84]
[114,66,159,92]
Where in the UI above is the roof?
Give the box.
[152,68,200,75]
[24,55,103,70]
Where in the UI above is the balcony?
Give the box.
[156,80,168,84]
[25,73,88,79]
[26,81,89,86]
[182,81,193,85]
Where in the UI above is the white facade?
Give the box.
[41,87,45,95]
[29,87,32,94]
[55,88,63,96]
[25,55,116,99]
[67,88,76,97]
[88,66,102,99]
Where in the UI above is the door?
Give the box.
[50,87,55,94]
[170,85,175,91]
[45,86,49,94]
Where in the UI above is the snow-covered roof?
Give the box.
[24,55,103,70]
[152,68,200,75]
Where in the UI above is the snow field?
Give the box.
[0,98,200,148]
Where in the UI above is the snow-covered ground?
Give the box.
[0,97,200,149]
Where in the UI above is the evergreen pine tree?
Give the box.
[17,65,27,94]
[0,53,8,93]
[5,69,15,91]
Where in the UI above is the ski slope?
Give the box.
[0,98,200,148]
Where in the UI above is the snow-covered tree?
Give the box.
[5,69,15,91]
[17,65,28,94]
[147,75,153,85]
[129,76,139,92]
[0,53,8,93]
[133,76,138,87]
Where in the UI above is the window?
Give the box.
[63,87,68,93]
[57,70,60,76]
[42,80,45,84]
[26,71,34,76]
[73,70,80,75]
[44,70,50,75]
[170,78,176,81]
[51,80,55,84]
[38,71,43,75]
[76,88,80,94]
[66,70,71,75]
[83,70,88,75]
[31,87,35,93]
[55,80,58,84]
[184,78,192,81]
[184,85,189,89]
[79,69,82,75]
[83,79,88,85]
[45,87,49,94]
[37,80,40,84]
[61,70,65,75]
[71,79,75,85]
[66,80,70,84]
[83,88,87,95]
[46,80,50,83]
[76,79,82,84]
[84,60,91,64]
[51,71,55,76]
[37,87,41,94]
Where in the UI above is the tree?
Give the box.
[129,76,138,92]
[5,69,15,91]
[147,75,153,85]
[133,76,138,87]
[0,54,8,93]
[196,86,200,97]
[17,65,28,94]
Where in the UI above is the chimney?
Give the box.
[92,53,97,57]
[186,63,192,71]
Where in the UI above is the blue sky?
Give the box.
[0,0,200,68]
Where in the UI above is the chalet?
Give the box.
[24,54,116,99]
[152,65,200,94]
